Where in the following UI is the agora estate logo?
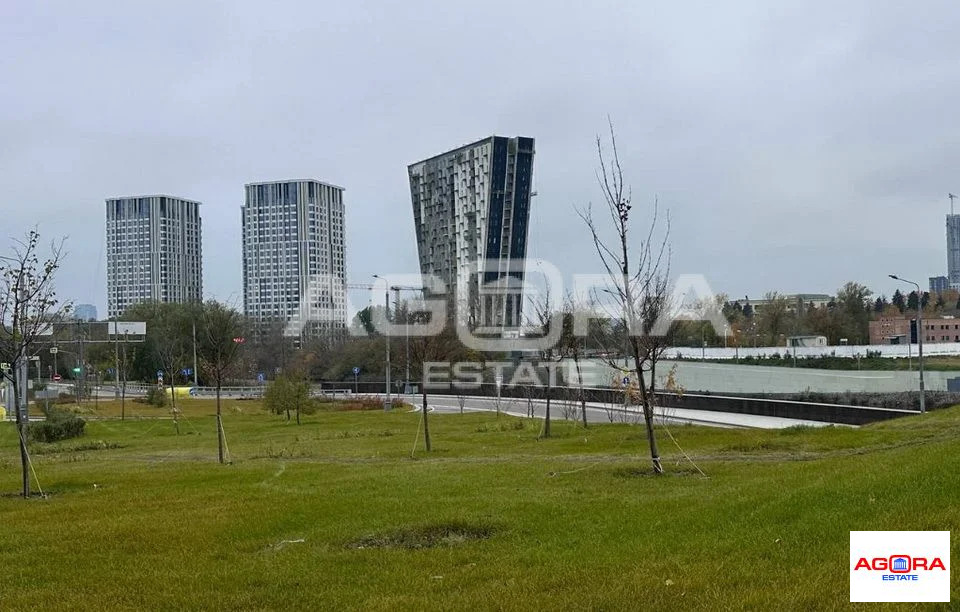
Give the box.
[853,554,947,581]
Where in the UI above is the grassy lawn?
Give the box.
[1,398,957,610]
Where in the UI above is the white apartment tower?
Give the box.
[105,195,203,318]
[242,179,346,337]
[408,136,535,328]
[947,214,960,289]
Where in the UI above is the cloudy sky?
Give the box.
[2,0,959,315]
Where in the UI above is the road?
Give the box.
[33,384,841,429]
[396,393,840,429]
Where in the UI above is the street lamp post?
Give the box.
[373,275,391,411]
[889,274,925,413]
[389,284,424,395]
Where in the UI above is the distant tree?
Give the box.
[892,289,906,313]
[907,290,919,312]
[921,291,931,310]
[757,292,789,345]
[873,296,886,314]
[151,303,195,433]
[835,282,873,343]
[742,301,754,319]
[197,301,246,463]
[351,305,381,336]
[263,373,310,424]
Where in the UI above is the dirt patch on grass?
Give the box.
[612,467,704,478]
[346,521,495,550]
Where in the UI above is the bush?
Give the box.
[30,409,86,443]
[145,386,168,407]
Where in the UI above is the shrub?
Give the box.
[145,386,168,407]
[30,409,86,443]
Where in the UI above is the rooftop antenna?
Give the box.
[951,193,957,215]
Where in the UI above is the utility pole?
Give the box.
[114,320,120,399]
[373,275,391,411]
[390,284,424,394]
[889,275,925,413]
[384,288,390,410]
[192,319,198,387]
[121,331,128,420]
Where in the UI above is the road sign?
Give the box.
[157,370,163,378]
[495,374,503,388]
[72,367,82,374]
[353,367,361,375]
[182,368,192,376]
[622,376,630,385]
[49,347,58,354]
[52,374,62,381]
[257,372,265,383]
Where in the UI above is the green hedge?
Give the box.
[30,410,86,443]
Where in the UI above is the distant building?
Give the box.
[72,304,97,321]
[786,335,827,347]
[870,315,960,344]
[105,195,203,318]
[948,215,960,289]
[749,293,832,313]
[408,135,535,328]
[242,179,346,338]
[930,276,949,293]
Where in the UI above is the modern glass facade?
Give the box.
[241,179,346,337]
[105,195,202,318]
[408,135,535,328]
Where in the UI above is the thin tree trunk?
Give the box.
[216,383,224,464]
[543,380,551,438]
[575,356,587,428]
[635,360,662,474]
[169,378,179,434]
[422,389,431,452]
[14,383,30,498]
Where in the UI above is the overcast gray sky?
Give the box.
[2,0,959,315]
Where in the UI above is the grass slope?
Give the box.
[0,398,957,610]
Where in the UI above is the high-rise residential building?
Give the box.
[105,195,203,318]
[242,179,346,338]
[72,304,98,321]
[930,276,949,293]
[947,215,960,289]
[408,135,535,329]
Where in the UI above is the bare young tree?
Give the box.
[558,296,591,428]
[0,231,70,497]
[530,287,564,438]
[152,303,192,434]
[197,300,246,464]
[408,293,473,453]
[578,120,671,474]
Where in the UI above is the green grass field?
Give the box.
[1,398,957,610]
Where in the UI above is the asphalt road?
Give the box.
[394,393,839,429]
[33,384,840,429]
